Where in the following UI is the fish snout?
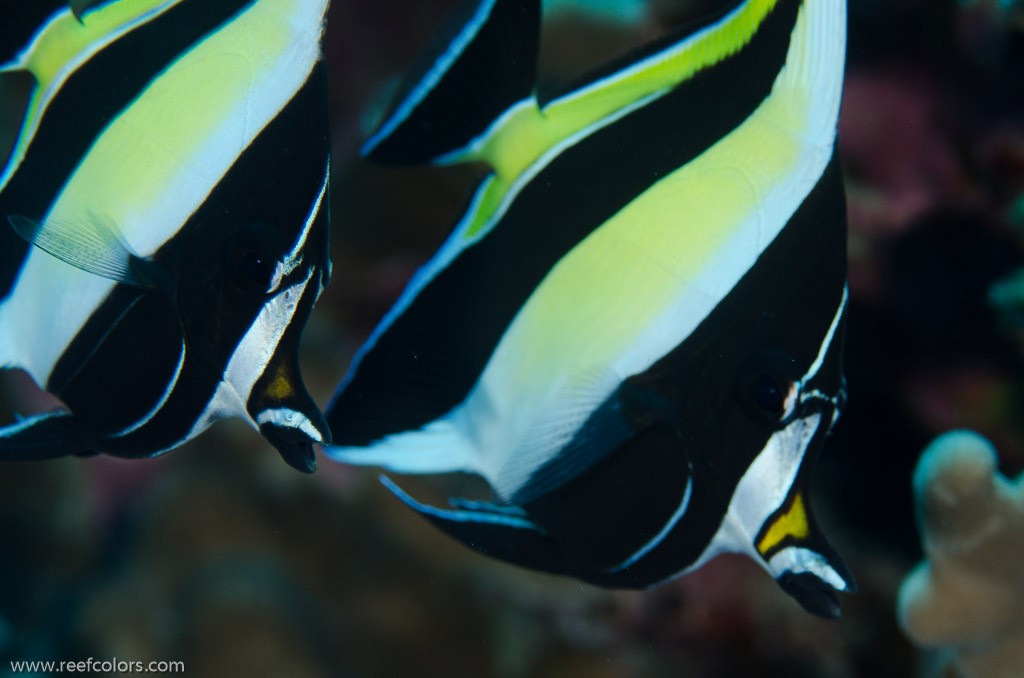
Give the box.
[249,355,332,473]
[257,406,331,473]
[750,411,856,616]
[245,288,332,472]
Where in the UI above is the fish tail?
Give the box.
[361,0,540,165]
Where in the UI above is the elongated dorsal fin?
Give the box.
[362,0,540,164]
[8,213,168,290]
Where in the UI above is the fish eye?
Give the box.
[226,224,288,291]
[737,353,798,426]
[232,247,274,290]
[750,372,786,414]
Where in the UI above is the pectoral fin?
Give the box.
[503,373,636,504]
[7,213,169,291]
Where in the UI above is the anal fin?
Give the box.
[0,410,93,460]
[381,475,568,575]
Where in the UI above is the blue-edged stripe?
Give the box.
[361,0,498,156]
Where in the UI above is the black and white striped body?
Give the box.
[327,0,854,616]
[0,0,332,471]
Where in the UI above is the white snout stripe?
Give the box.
[256,407,323,443]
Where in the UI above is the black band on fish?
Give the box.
[0,70,35,172]
[362,0,541,164]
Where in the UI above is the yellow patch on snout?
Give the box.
[757,492,809,556]
[266,365,294,401]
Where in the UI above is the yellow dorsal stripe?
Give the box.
[55,0,322,253]
[22,0,180,86]
[0,0,181,193]
[757,492,810,555]
[466,0,781,187]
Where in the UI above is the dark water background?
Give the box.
[2,0,1024,675]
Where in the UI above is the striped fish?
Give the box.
[0,0,332,473]
[328,0,853,617]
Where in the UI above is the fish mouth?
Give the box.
[262,424,318,473]
[258,412,331,473]
[777,571,843,619]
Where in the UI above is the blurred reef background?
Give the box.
[3,0,1024,676]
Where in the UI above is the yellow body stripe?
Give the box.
[466,0,845,496]
[489,58,806,398]
[24,0,179,86]
[51,0,321,252]
[757,492,810,555]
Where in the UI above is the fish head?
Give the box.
[172,74,332,472]
[649,250,851,615]
[717,287,853,619]
[231,222,332,475]
[176,182,332,471]
[228,169,332,475]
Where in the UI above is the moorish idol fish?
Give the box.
[327,0,853,617]
[0,0,333,472]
